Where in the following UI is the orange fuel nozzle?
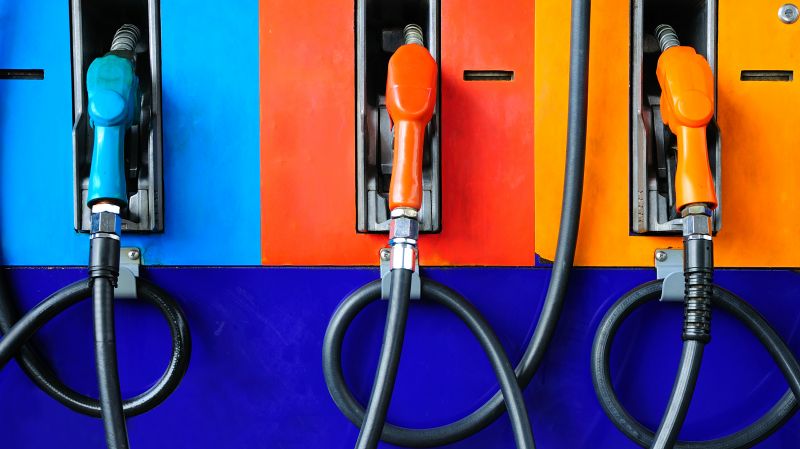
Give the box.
[655,24,718,212]
[386,25,438,213]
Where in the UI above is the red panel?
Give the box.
[260,0,535,266]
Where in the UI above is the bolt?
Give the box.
[127,248,141,260]
[655,250,668,262]
[380,248,391,262]
[779,4,799,24]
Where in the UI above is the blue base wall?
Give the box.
[0,267,797,448]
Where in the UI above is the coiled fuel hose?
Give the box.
[0,24,191,448]
[592,280,800,449]
[322,0,591,445]
[0,276,191,419]
[591,24,799,449]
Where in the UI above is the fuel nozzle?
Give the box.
[656,25,715,344]
[384,24,437,270]
[655,24,717,214]
[87,24,140,282]
[385,24,438,219]
[86,24,141,210]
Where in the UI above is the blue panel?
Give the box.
[0,1,84,264]
[0,267,797,448]
[0,0,260,265]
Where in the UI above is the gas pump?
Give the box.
[0,25,190,449]
[591,25,800,449]
[321,0,592,446]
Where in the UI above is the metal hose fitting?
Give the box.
[403,24,424,46]
[388,217,419,271]
[89,203,122,282]
[110,24,141,52]
[655,24,680,52]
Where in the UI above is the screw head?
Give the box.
[379,248,391,261]
[127,249,141,260]
[655,250,668,262]
[779,4,799,24]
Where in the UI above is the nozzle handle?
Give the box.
[385,41,437,212]
[88,125,128,206]
[86,54,138,206]
[388,120,426,210]
[675,126,716,210]
[656,44,717,211]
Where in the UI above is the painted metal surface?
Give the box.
[534,0,800,268]
[0,0,260,266]
[0,267,797,448]
[260,0,535,266]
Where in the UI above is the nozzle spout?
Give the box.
[655,24,680,52]
[403,24,424,46]
[110,24,141,53]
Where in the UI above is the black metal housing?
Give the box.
[355,0,441,233]
[71,0,164,233]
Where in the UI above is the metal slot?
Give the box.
[0,69,44,80]
[356,0,441,233]
[630,0,722,235]
[70,0,163,233]
[741,70,793,81]
[463,70,514,81]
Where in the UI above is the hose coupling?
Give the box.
[681,205,713,343]
[389,243,417,271]
[89,203,122,282]
[682,212,712,241]
[90,203,122,240]
[390,207,419,220]
[389,216,419,271]
[389,216,419,245]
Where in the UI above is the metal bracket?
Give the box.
[655,249,684,302]
[116,247,141,299]
[379,247,421,300]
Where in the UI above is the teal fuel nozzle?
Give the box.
[86,24,141,208]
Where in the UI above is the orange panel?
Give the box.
[260,0,535,266]
[535,0,800,268]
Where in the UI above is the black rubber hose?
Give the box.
[94,277,130,449]
[355,269,412,449]
[0,277,191,417]
[322,0,590,444]
[592,280,800,449]
[650,341,704,449]
[323,279,535,449]
[650,236,714,449]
